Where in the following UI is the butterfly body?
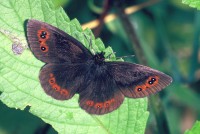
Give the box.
[27,19,172,115]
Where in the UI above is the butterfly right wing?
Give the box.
[106,62,172,98]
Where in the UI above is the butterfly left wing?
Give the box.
[27,19,92,64]
[39,63,87,100]
[106,62,172,98]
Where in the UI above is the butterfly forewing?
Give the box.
[27,19,92,63]
[106,62,172,98]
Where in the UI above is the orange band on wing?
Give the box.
[134,76,159,92]
[85,98,116,109]
[49,74,69,97]
[37,27,50,53]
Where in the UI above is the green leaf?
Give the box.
[182,0,200,9]
[52,0,71,8]
[185,121,200,134]
[0,0,149,133]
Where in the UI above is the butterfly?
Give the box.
[27,19,172,115]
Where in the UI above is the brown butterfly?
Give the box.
[27,19,172,115]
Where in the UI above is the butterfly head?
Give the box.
[93,52,105,65]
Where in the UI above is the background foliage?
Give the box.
[0,0,200,134]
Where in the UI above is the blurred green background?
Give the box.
[0,0,200,134]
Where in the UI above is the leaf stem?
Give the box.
[114,1,147,65]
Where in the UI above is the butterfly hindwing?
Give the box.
[27,19,92,63]
[78,69,124,115]
[39,63,87,100]
[106,62,172,98]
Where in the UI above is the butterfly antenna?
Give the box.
[116,55,135,59]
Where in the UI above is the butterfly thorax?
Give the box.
[92,52,105,65]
